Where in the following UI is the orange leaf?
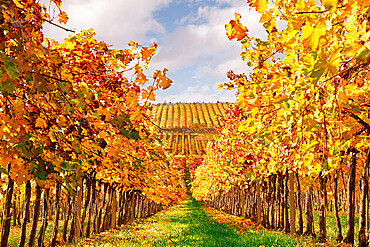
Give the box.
[35,118,47,128]
[51,0,62,8]
[58,10,68,24]
[154,68,172,90]
[141,43,157,69]
[134,65,148,86]
[225,12,248,41]
[141,88,155,101]
[337,88,348,105]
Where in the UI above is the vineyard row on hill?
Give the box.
[150,102,230,130]
[159,131,217,156]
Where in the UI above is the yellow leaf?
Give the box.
[296,0,306,10]
[247,126,258,134]
[260,12,272,23]
[64,40,75,50]
[247,96,261,107]
[337,88,348,105]
[128,40,138,49]
[251,0,268,13]
[238,124,247,132]
[51,0,62,8]
[308,23,326,50]
[346,82,365,99]
[327,46,341,74]
[35,118,47,128]
[301,23,313,40]
[303,153,314,167]
[13,0,24,8]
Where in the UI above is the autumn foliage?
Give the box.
[193,0,370,245]
[0,0,186,246]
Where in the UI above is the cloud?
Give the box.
[150,1,264,74]
[41,0,263,103]
[42,0,172,46]
[148,1,263,103]
[155,90,236,103]
[154,80,235,103]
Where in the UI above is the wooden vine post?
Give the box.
[318,173,327,242]
[50,183,61,247]
[345,150,358,244]
[288,172,295,233]
[75,181,83,241]
[358,148,370,246]
[0,173,14,247]
[18,180,32,247]
[332,170,343,242]
[111,189,117,229]
[256,181,261,224]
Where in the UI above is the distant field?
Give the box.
[149,102,231,156]
[159,131,218,155]
[149,102,230,131]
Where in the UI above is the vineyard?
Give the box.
[149,102,230,154]
[2,0,370,246]
[0,1,186,246]
[149,102,230,179]
[149,102,229,131]
[158,130,215,156]
[192,1,370,247]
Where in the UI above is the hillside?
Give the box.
[149,102,230,132]
[148,102,230,156]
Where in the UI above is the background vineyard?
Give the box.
[150,102,229,131]
[149,102,230,179]
[149,102,230,156]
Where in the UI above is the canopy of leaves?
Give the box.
[0,0,184,205]
[193,0,370,199]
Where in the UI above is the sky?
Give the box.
[42,0,265,103]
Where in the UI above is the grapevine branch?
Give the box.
[296,6,344,15]
[344,109,370,132]
[44,19,75,33]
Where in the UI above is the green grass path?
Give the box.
[83,197,308,247]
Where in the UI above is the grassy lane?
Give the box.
[82,198,309,247]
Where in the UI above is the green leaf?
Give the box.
[1,80,14,96]
[65,183,74,195]
[15,144,33,159]
[0,53,19,79]
[323,0,336,11]
[0,168,8,175]
[306,124,320,132]
[34,147,44,156]
[311,68,325,79]
[32,164,48,180]
[61,161,76,171]
[121,128,139,141]
[58,80,69,93]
